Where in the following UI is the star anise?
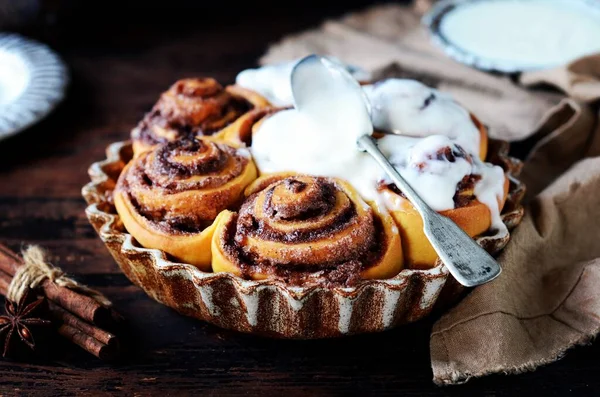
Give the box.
[0,289,52,357]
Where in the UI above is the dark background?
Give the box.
[0,0,599,395]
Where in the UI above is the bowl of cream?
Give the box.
[423,0,600,73]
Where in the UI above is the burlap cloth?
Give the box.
[260,1,600,386]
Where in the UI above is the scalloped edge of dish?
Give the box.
[82,140,525,338]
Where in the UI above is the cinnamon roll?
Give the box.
[378,140,509,269]
[114,137,257,269]
[131,78,270,155]
[211,174,403,286]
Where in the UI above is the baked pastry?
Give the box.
[211,174,403,286]
[131,78,270,155]
[361,80,506,267]
[377,141,509,268]
[113,137,257,269]
[116,72,512,284]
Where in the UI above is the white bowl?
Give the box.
[0,33,68,141]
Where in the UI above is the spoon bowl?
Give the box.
[291,55,373,140]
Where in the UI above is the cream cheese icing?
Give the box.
[249,76,507,233]
[235,57,372,107]
[439,0,600,70]
[238,62,480,154]
[363,79,481,155]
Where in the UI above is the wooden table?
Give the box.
[0,2,598,395]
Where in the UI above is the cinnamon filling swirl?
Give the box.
[131,78,257,154]
[150,139,245,192]
[121,139,252,233]
[212,175,403,286]
[113,137,257,269]
[453,174,482,207]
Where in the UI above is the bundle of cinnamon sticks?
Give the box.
[0,244,122,360]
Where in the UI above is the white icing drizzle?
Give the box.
[251,109,383,201]
[473,160,507,233]
[249,77,507,234]
[236,147,251,158]
[363,79,480,155]
[235,57,371,107]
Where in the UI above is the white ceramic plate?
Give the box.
[0,33,68,141]
[422,0,600,73]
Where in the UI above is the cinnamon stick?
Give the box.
[0,244,20,276]
[57,324,117,361]
[41,280,113,328]
[48,302,118,348]
[0,243,112,327]
[0,269,11,296]
[1,267,120,358]
[0,244,123,360]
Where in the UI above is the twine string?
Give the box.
[6,245,112,307]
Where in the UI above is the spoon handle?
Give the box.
[357,135,501,287]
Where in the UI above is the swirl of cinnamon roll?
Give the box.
[211,174,403,286]
[114,137,258,269]
[131,78,270,155]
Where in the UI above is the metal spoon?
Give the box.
[290,54,501,287]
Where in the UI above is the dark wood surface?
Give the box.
[0,2,599,395]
